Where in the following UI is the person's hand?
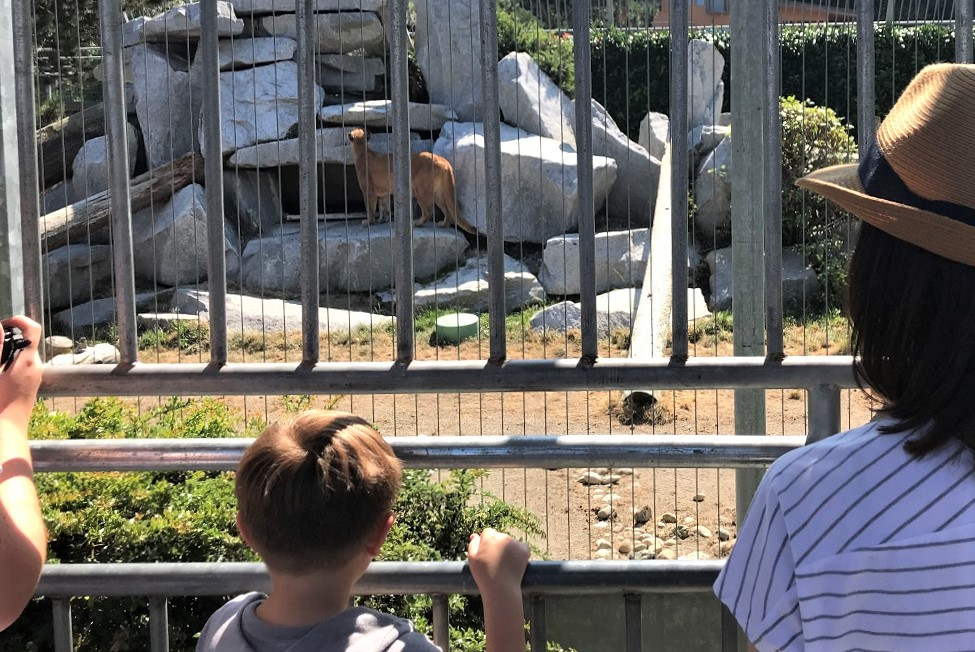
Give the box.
[467,528,530,596]
[0,316,42,421]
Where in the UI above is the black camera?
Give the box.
[1,326,30,374]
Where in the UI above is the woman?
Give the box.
[715,63,975,650]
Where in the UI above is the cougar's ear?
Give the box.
[348,131,354,142]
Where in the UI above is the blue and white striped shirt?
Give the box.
[715,419,975,651]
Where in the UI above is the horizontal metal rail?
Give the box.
[35,561,723,597]
[31,435,803,473]
[39,356,857,397]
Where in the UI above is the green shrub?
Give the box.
[497,0,575,96]
[2,399,548,651]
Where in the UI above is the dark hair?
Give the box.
[848,222,975,455]
[235,410,402,573]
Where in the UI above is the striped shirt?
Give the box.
[714,419,975,651]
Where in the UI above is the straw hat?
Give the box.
[796,63,975,266]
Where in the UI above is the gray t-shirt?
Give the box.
[197,592,442,652]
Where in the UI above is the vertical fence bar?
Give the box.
[99,0,139,364]
[806,383,841,444]
[52,598,73,652]
[857,0,876,159]
[389,0,414,363]
[201,0,227,364]
[719,604,740,652]
[479,0,507,363]
[12,0,41,320]
[573,0,597,361]
[297,0,321,364]
[624,594,642,652]
[763,0,783,360]
[432,594,449,651]
[669,0,689,361]
[148,597,169,652]
[957,0,974,63]
[530,595,547,652]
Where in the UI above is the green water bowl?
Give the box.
[435,312,479,344]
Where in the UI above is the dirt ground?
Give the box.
[45,315,875,561]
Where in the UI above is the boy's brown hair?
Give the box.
[235,410,402,573]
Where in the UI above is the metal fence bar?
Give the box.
[37,355,859,397]
[668,0,689,360]
[201,0,227,364]
[720,604,739,652]
[858,0,877,159]
[530,595,546,651]
[958,0,974,62]
[432,594,450,651]
[31,435,805,473]
[148,597,169,652]
[35,560,724,597]
[479,0,507,363]
[11,0,41,320]
[390,0,415,363]
[298,0,321,364]
[574,0,597,360]
[52,598,73,652]
[805,384,842,444]
[764,0,783,359]
[98,0,138,364]
[624,593,642,652]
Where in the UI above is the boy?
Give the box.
[198,410,530,652]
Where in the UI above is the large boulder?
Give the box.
[378,254,545,313]
[131,44,201,169]
[123,1,243,45]
[537,229,649,296]
[230,0,385,14]
[237,222,469,295]
[52,291,170,334]
[70,125,139,202]
[217,37,297,70]
[222,169,283,241]
[42,244,113,311]
[201,61,323,155]
[529,288,641,338]
[638,112,668,161]
[434,122,617,243]
[687,39,725,130]
[260,13,384,55]
[414,0,485,121]
[580,98,659,224]
[316,55,385,93]
[693,135,732,238]
[131,184,241,287]
[497,52,575,149]
[706,247,819,312]
[227,127,432,168]
[319,100,458,131]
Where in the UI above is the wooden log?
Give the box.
[36,103,108,189]
[41,153,206,251]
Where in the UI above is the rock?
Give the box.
[222,169,283,242]
[229,0,385,13]
[131,44,200,169]
[434,122,617,242]
[414,0,484,121]
[316,55,385,93]
[604,493,621,503]
[633,542,647,553]
[579,98,659,224]
[656,548,677,560]
[528,288,641,339]
[217,37,297,70]
[42,180,75,216]
[319,100,458,131]
[692,493,705,502]
[123,1,243,45]
[693,135,732,237]
[618,541,633,555]
[47,343,121,366]
[378,254,545,314]
[718,539,736,555]
[695,525,713,539]
[595,538,612,550]
[603,474,622,485]
[660,512,678,524]
[594,520,610,530]
[136,313,203,331]
[578,471,603,485]
[238,222,468,295]
[663,538,678,547]
[678,551,712,561]
[71,126,139,202]
[202,62,323,156]
[167,289,393,333]
[638,112,668,161]
[52,291,171,334]
[260,13,384,55]
[633,506,652,526]
[706,246,820,312]
[42,245,114,311]
[44,336,75,360]
[597,505,615,520]
[228,127,347,167]
[131,184,242,287]
[614,468,635,476]
[689,124,730,162]
[687,39,725,129]
[497,52,575,148]
[717,527,731,542]
[537,229,649,296]
[682,516,696,526]
[595,549,612,559]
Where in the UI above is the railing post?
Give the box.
[858,0,877,158]
[432,594,449,651]
[957,0,974,63]
[0,0,25,317]
[574,0,597,361]
[806,383,841,444]
[148,596,170,652]
[669,0,689,360]
[530,594,547,651]
[624,593,642,652]
[52,598,74,652]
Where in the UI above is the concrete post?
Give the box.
[0,0,24,317]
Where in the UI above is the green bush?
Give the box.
[2,398,549,651]
[497,0,575,96]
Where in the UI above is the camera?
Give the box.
[1,326,30,374]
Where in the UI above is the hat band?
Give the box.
[858,141,975,227]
